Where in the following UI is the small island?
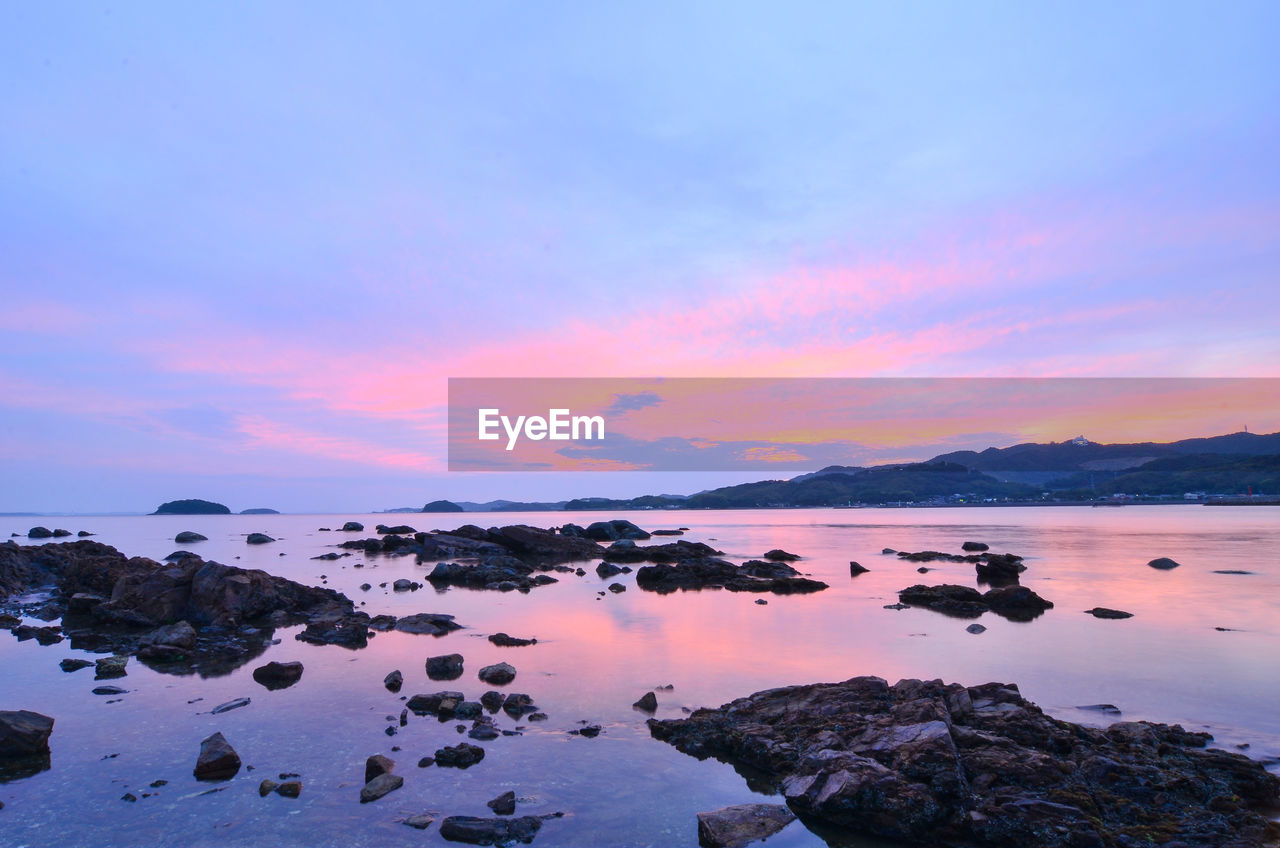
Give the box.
[239,508,280,515]
[150,499,231,516]
[421,500,464,513]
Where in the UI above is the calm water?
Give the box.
[2,506,1278,847]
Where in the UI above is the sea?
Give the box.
[1,506,1278,847]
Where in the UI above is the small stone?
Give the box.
[966,623,987,634]
[360,773,403,803]
[426,654,464,681]
[275,781,301,798]
[633,691,658,712]
[384,670,403,692]
[487,790,516,815]
[1086,607,1134,619]
[754,599,768,605]
[252,661,304,690]
[366,754,395,783]
[849,561,869,575]
[259,779,279,796]
[60,658,93,672]
[211,697,251,715]
[1148,557,1180,570]
[608,582,626,593]
[403,814,435,830]
[193,732,241,781]
[478,662,516,685]
[94,656,128,680]
[434,743,485,768]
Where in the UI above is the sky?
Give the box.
[1,2,1277,512]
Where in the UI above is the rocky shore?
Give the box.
[651,675,1280,848]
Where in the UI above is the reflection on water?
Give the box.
[1,506,1278,846]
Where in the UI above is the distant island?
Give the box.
[239,508,280,515]
[420,500,464,513]
[151,499,231,515]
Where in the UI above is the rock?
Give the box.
[572,725,601,738]
[478,662,516,685]
[651,529,684,536]
[365,753,395,783]
[427,653,465,680]
[636,559,828,595]
[740,560,800,579]
[583,519,650,541]
[95,655,128,679]
[163,550,197,562]
[259,778,278,796]
[1077,703,1122,715]
[193,732,241,781]
[92,685,128,695]
[696,803,796,848]
[603,539,723,564]
[966,623,987,634]
[51,529,72,537]
[27,527,54,539]
[898,584,1053,621]
[60,658,92,672]
[384,670,403,692]
[488,632,536,647]
[246,533,275,545]
[152,500,231,515]
[407,691,466,716]
[275,780,301,797]
[394,612,462,636]
[1148,557,1181,570]
[595,562,624,578]
[755,599,767,605]
[849,561,868,575]
[651,675,1280,847]
[341,521,364,532]
[252,660,304,690]
[0,710,54,757]
[487,790,516,815]
[974,552,1027,583]
[11,624,62,645]
[439,815,543,845]
[633,691,658,712]
[881,548,897,555]
[143,620,197,650]
[607,582,626,593]
[435,742,485,768]
[403,814,435,829]
[502,693,537,718]
[175,531,208,543]
[77,531,94,537]
[360,772,403,802]
[1085,607,1134,619]
[981,585,1054,621]
[211,697,251,714]
[392,578,414,591]
[962,541,990,552]
[762,549,800,561]
[375,524,416,535]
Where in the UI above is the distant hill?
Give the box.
[1048,454,1280,497]
[151,499,231,515]
[239,508,280,515]
[421,500,464,513]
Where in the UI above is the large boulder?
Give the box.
[583,519,650,541]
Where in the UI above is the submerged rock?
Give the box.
[649,675,1280,847]
[696,803,795,848]
[439,815,543,845]
[193,732,241,781]
[252,661,304,690]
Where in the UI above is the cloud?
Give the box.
[605,391,663,415]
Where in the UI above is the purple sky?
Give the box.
[2,3,1277,512]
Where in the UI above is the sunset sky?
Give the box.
[2,3,1277,512]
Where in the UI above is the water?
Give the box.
[2,506,1278,847]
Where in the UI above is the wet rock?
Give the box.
[27,527,53,539]
[1148,557,1181,570]
[211,697,251,714]
[143,621,197,650]
[392,578,417,591]
[488,632,536,647]
[981,585,1054,621]
[252,660,304,690]
[60,658,93,672]
[754,599,767,605]
[246,533,275,545]
[175,532,208,544]
[275,780,301,798]
[571,725,601,738]
[487,789,516,815]
[95,655,128,679]
[259,778,278,796]
[1077,703,1122,715]
[762,549,799,562]
[376,524,416,535]
[849,561,868,576]
[966,623,987,634]
[595,562,624,578]
[365,753,395,783]
[962,541,990,552]
[651,529,684,536]
[193,732,241,781]
[404,814,435,829]
[696,803,796,848]
[881,548,897,555]
[11,624,62,645]
[435,742,485,768]
[1085,607,1134,619]
[740,560,800,579]
[427,653,465,680]
[478,662,516,685]
[296,613,370,648]
[636,559,828,595]
[584,519,650,541]
[368,614,397,631]
[407,691,466,716]
[974,553,1026,583]
[650,675,1280,847]
[898,584,1053,621]
[439,815,543,845]
[481,691,505,712]
[585,538,722,565]
[607,582,626,593]
[633,691,658,712]
[394,612,462,636]
[360,772,403,802]
[0,710,54,757]
[502,693,537,718]
[341,521,364,532]
[92,685,128,695]
[384,670,403,693]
